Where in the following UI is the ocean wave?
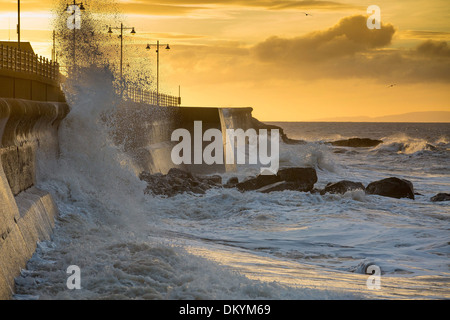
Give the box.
[371,133,445,155]
[279,142,341,173]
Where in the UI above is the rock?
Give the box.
[236,167,318,193]
[236,174,280,192]
[235,167,318,192]
[365,177,415,200]
[190,187,206,195]
[140,169,221,197]
[167,168,193,179]
[329,138,383,148]
[224,177,239,188]
[320,180,365,195]
[257,181,302,193]
[202,175,222,186]
[430,193,450,202]
[277,167,317,192]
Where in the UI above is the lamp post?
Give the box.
[65,1,86,71]
[146,41,170,107]
[107,23,136,81]
[17,0,20,49]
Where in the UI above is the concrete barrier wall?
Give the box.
[0,98,69,299]
[112,103,255,175]
[0,71,65,103]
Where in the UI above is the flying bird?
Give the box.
[300,12,312,16]
[387,84,396,88]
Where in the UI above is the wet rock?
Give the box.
[276,167,317,192]
[236,174,280,192]
[257,181,302,193]
[167,168,194,180]
[224,177,239,188]
[430,193,450,202]
[329,138,383,148]
[201,175,222,186]
[365,177,415,200]
[320,180,366,195]
[236,167,318,193]
[140,169,221,197]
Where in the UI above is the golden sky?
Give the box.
[1,0,449,121]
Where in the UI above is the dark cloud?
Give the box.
[247,15,450,83]
[253,15,396,63]
[416,40,450,57]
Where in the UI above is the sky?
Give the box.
[0,0,449,121]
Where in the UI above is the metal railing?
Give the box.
[0,44,59,82]
[0,44,180,107]
[123,85,180,107]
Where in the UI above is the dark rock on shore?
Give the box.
[236,167,317,193]
[167,167,194,179]
[251,118,306,145]
[276,167,318,191]
[224,177,239,188]
[329,138,383,148]
[365,177,415,200]
[320,180,365,195]
[430,193,450,202]
[257,181,305,193]
[140,168,222,197]
[236,174,280,192]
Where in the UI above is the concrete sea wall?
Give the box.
[0,98,69,299]
[112,103,255,175]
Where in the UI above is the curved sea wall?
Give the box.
[0,98,69,299]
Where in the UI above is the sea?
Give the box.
[12,72,450,300]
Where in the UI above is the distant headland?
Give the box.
[310,111,450,123]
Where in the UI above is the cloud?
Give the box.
[247,15,450,83]
[400,30,450,41]
[116,2,205,16]
[161,15,450,86]
[416,40,450,57]
[117,0,359,15]
[265,0,360,10]
[252,15,396,63]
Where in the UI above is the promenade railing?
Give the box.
[123,84,180,107]
[1,44,180,107]
[0,44,59,82]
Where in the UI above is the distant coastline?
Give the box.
[303,111,450,123]
[261,111,450,123]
